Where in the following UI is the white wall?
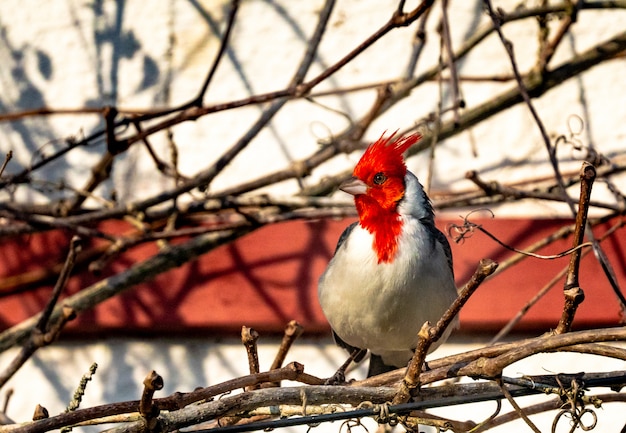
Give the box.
[1,336,625,432]
[1,0,624,214]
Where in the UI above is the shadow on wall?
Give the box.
[0,217,624,336]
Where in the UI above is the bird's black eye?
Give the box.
[373,172,387,185]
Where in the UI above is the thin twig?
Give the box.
[393,258,498,403]
[269,320,304,372]
[139,370,164,426]
[483,0,575,214]
[449,208,594,260]
[36,236,81,333]
[404,5,431,78]
[193,0,241,107]
[241,326,260,390]
[490,216,626,343]
[555,162,595,334]
[66,363,98,413]
[0,237,81,389]
[0,151,12,178]
[440,0,463,127]
[61,363,98,433]
[454,329,626,381]
[0,306,76,391]
[0,227,255,352]
[537,0,584,71]
[497,378,542,433]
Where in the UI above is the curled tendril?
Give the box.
[467,400,502,432]
[553,114,609,167]
[578,408,598,431]
[568,114,584,137]
[448,208,592,259]
[552,407,597,433]
[305,404,349,432]
[551,373,598,433]
[338,417,370,433]
[566,114,585,154]
[447,208,494,244]
[552,114,583,156]
[373,402,397,426]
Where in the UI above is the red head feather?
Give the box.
[353,131,420,185]
[351,131,421,263]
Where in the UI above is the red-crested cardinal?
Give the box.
[318,131,458,377]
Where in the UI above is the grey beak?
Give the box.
[339,177,368,196]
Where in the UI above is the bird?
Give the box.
[318,131,459,378]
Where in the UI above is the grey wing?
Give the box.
[434,227,454,275]
[333,221,359,255]
[367,354,396,377]
[428,224,454,275]
[329,221,365,362]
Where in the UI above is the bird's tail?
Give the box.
[367,354,396,377]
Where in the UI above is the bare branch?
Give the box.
[555,162,596,334]
[393,258,498,403]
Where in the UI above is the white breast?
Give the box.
[318,214,458,366]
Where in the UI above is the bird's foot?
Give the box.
[325,348,366,384]
[324,369,346,385]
